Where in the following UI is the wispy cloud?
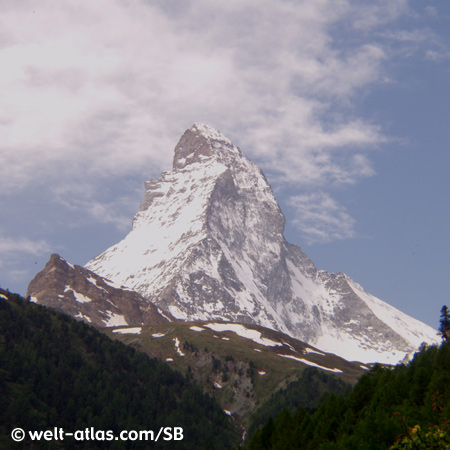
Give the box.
[51,182,139,232]
[0,1,389,186]
[287,193,356,244]
[0,232,52,267]
[0,0,441,244]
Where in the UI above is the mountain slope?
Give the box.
[27,253,174,327]
[0,290,238,449]
[105,320,365,429]
[85,123,438,364]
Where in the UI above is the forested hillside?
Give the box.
[3,286,448,450]
[246,366,352,440]
[243,341,450,449]
[0,290,238,449]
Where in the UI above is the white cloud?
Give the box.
[0,0,438,243]
[287,193,356,244]
[0,232,52,267]
[50,182,139,232]
[348,1,408,31]
[0,1,389,185]
[425,6,437,18]
[425,50,450,62]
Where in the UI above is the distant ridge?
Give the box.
[27,253,174,327]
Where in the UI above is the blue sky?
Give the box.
[1,0,449,330]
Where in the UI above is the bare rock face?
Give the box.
[27,254,173,327]
[85,123,439,363]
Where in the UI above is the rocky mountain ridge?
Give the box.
[27,253,173,327]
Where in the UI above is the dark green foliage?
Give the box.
[246,367,352,439]
[0,291,238,449]
[246,360,255,381]
[438,305,450,342]
[243,343,450,450]
[183,340,199,354]
[212,355,221,372]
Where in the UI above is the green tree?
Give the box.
[438,305,450,342]
[390,424,450,450]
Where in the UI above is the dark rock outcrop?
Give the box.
[27,254,173,327]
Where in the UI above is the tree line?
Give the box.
[241,323,450,449]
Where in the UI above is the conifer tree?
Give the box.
[438,305,450,342]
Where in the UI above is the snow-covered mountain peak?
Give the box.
[192,122,234,145]
[85,124,439,364]
[173,123,242,170]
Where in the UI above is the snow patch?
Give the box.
[0,294,7,300]
[277,354,343,373]
[159,310,173,322]
[102,278,133,291]
[189,326,204,332]
[73,291,92,304]
[75,312,92,323]
[304,347,326,356]
[152,333,166,338]
[102,311,128,327]
[174,337,185,356]
[258,371,266,375]
[214,382,222,389]
[283,342,297,352]
[87,275,108,293]
[168,305,188,320]
[205,323,280,347]
[113,327,142,334]
[64,286,91,303]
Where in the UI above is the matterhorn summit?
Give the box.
[85,123,439,364]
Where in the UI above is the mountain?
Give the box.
[84,123,439,364]
[25,256,365,430]
[27,253,174,327]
